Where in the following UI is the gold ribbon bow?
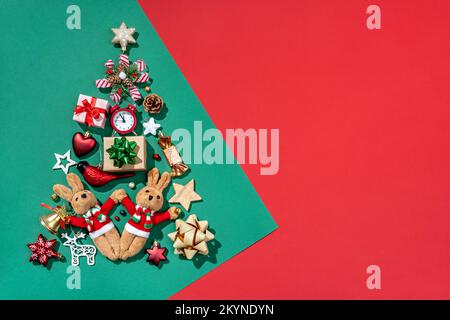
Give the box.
[168,214,215,260]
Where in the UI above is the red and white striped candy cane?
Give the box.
[135,72,149,83]
[110,92,121,103]
[128,86,142,101]
[95,78,112,88]
[135,59,146,72]
[119,54,129,68]
[105,59,114,69]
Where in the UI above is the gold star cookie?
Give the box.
[169,179,202,211]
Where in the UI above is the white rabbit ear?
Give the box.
[66,173,84,194]
[53,184,73,202]
[156,171,171,191]
[147,168,160,187]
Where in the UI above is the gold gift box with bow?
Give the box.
[103,136,147,172]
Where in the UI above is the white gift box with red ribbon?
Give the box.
[73,94,110,129]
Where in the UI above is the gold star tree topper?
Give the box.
[169,179,202,211]
[111,22,136,52]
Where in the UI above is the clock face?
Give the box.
[111,110,136,134]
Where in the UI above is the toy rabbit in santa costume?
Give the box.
[53,173,125,261]
[117,168,181,260]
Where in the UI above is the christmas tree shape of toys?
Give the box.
[31,22,214,268]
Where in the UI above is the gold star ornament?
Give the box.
[169,179,202,211]
[111,22,136,52]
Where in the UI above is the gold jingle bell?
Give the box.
[40,205,70,235]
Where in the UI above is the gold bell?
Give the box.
[39,205,70,235]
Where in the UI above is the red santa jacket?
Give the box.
[121,196,171,238]
[68,198,116,239]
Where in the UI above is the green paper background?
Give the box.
[0,0,277,299]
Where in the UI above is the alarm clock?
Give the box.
[110,104,137,134]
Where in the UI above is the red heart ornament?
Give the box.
[72,132,97,157]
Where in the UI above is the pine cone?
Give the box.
[107,75,121,85]
[122,78,134,88]
[117,63,127,72]
[143,94,164,114]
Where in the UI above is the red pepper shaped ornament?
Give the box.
[76,161,135,187]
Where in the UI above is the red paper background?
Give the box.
[138,0,450,299]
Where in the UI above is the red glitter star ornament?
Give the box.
[27,234,61,267]
[146,241,167,266]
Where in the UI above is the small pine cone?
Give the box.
[122,78,134,88]
[117,63,127,72]
[107,75,121,85]
[143,94,164,114]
